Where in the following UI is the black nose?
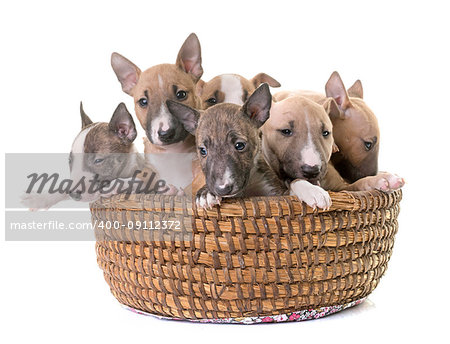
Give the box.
[158,128,175,141]
[215,184,233,196]
[69,190,82,201]
[301,164,320,179]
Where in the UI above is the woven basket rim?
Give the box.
[90,189,402,218]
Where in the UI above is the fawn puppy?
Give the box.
[111,33,204,189]
[274,71,379,183]
[262,96,404,209]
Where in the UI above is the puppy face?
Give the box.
[262,96,336,185]
[69,103,137,201]
[197,73,280,109]
[325,72,380,181]
[111,33,203,146]
[167,84,272,197]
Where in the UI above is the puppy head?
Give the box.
[197,73,280,109]
[325,71,380,181]
[111,33,203,146]
[168,83,272,197]
[262,96,336,185]
[69,103,137,201]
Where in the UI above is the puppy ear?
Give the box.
[241,83,272,128]
[332,143,340,153]
[325,71,351,110]
[323,97,345,120]
[196,79,206,96]
[109,103,137,142]
[111,52,141,95]
[166,100,200,134]
[347,79,363,99]
[80,102,93,129]
[176,33,203,81]
[250,73,281,88]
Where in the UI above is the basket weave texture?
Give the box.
[91,189,401,320]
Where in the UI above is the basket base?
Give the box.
[122,298,366,325]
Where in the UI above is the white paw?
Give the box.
[290,179,332,210]
[196,190,221,210]
[20,192,70,210]
[379,172,405,191]
[366,172,405,192]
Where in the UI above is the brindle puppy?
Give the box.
[21,103,171,210]
[166,83,286,209]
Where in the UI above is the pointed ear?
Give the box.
[348,79,363,99]
[325,71,351,110]
[332,143,339,153]
[250,73,281,88]
[109,103,137,142]
[111,52,141,95]
[323,97,345,120]
[196,79,206,96]
[166,100,200,134]
[176,33,203,81]
[80,102,93,129]
[241,83,272,128]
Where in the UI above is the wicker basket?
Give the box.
[91,189,401,323]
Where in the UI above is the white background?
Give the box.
[1,0,449,342]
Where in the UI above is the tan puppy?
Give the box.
[274,71,379,183]
[262,96,404,209]
[197,73,280,109]
[111,33,204,190]
[111,33,203,151]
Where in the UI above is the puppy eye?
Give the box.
[206,97,217,105]
[364,141,373,151]
[235,142,246,151]
[94,158,104,164]
[199,147,207,157]
[322,130,330,137]
[138,98,148,108]
[176,90,187,100]
[279,129,293,136]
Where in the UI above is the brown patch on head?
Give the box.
[111,33,203,146]
[262,96,335,184]
[198,73,280,109]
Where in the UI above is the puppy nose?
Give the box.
[215,183,233,196]
[301,164,320,179]
[158,128,175,140]
[69,190,82,201]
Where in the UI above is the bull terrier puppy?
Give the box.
[196,73,281,108]
[111,33,204,189]
[262,96,404,209]
[166,83,286,209]
[274,71,380,183]
[111,33,203,149]
[22,103,169,210]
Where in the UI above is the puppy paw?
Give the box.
[290,179,332,210]
[195,187,221,210]
[20,192,69,210]
[363,172,405,192]
[162,184,180,196]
